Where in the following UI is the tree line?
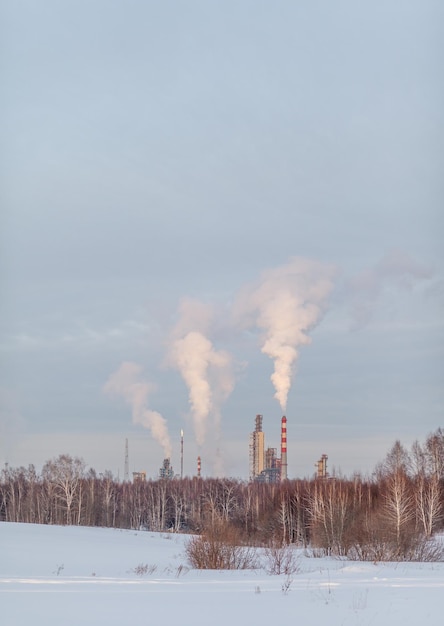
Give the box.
[1,429,443,560]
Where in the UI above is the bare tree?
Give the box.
[412,438,443,537]
[306,480,355,555]
[0,432,442,562]
[415,472,442,537]
[382,470,415,556]
[425,429,444,479]
[169,481,186,532]
[377,440,412,478]
[42,455,85,525]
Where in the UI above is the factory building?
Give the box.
[249,414,265,480]
[315,454,328,479]
[132,471,146,482]
[250,414,287,483]
[159,458,174,480]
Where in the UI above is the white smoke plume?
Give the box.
[347,250,433,328]
[168,298,235,447]
[234,257,336,411]
[104,362,172,458]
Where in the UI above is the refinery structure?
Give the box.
[128,413,329,482]
[249,414,288,483]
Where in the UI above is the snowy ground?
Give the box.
[2,522,444,626]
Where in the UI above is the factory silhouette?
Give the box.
[131,414,329,482]
[249,414,328,482]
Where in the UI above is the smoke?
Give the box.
[168,298,235,447]
[104,362,172,458]
[347,250,433,328]
[234,257,336,411]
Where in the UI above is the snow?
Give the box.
[2,522,444,625]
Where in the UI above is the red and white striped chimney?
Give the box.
[197,456,201,478]
[281,416,288,481]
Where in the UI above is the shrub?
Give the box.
[264,543,301,575]
[185,521,259,570]
[347,534,444,562]
[130,563,157,576]
[304,547,329,558]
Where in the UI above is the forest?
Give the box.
[1,429,443,562]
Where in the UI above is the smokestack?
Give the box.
[180,429,184,479]
[280,416,287,481]
[197,455,201,478]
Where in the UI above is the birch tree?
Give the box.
[42,455,85,525]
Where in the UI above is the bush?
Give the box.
[130,563,157,576]
[347,534,444,562]
[185,521,259,570]
[263,543,301,575]
[304,547,329,558]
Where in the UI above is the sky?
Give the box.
[1,0,443,480]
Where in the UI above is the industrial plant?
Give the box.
[315,453,329,479]
[159,458,174,479]
[249,414,288,483]
[128,414,329,482]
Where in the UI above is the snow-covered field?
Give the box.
[2,522,444,626]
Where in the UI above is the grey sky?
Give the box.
[1,1,443,479]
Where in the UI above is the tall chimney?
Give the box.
[180,429,184,479]
[280,416,288,481]
[197,455,201,478]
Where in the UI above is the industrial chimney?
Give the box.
[180,429,184,479]
[197,456,201,478]
[280,416,288,481]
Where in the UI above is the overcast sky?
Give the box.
[1,0,443,480]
